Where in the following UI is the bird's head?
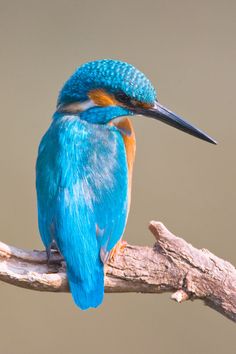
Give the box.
[56,59,216,144]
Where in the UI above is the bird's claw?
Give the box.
[46,240,64,266]
[108,240,127,263]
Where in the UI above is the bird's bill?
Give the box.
[135,101,217,144]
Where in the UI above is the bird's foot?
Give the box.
[46,240,64,266]
[109,240,127,263]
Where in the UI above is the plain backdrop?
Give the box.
[0,1,235,353]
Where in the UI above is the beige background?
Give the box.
[0,0,235,353]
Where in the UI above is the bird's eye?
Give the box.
[114,91,132,106]
[114,91,150,109]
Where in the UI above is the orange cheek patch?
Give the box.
[131,100,153,109]
[89,89,118,107]
[138,102,153,109]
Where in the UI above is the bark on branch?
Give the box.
[0,221,235,322]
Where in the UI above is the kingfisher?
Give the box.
[36,59,216,310]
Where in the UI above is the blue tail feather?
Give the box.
[54,190,105,310]
[68,268,104,310]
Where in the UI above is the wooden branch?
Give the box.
[0,221,235,322]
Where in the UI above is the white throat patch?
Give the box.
[58,99,96,113]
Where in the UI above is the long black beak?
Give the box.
[135,101,217,144]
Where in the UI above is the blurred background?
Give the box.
[0,0,235,353]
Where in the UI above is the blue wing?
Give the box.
[36,115,128,309]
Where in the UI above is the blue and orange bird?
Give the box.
[36,59,216,310]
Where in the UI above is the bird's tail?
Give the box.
[55,199,104,310]
[68,269,104,310]
[67,268,104,310]
[63,236,104,310]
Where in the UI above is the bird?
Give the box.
[36,59,216,310]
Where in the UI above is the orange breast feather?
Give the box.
[113,118,136,212]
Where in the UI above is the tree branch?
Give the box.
[0,221,235,322]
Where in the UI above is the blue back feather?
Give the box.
[36,114,128,309]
